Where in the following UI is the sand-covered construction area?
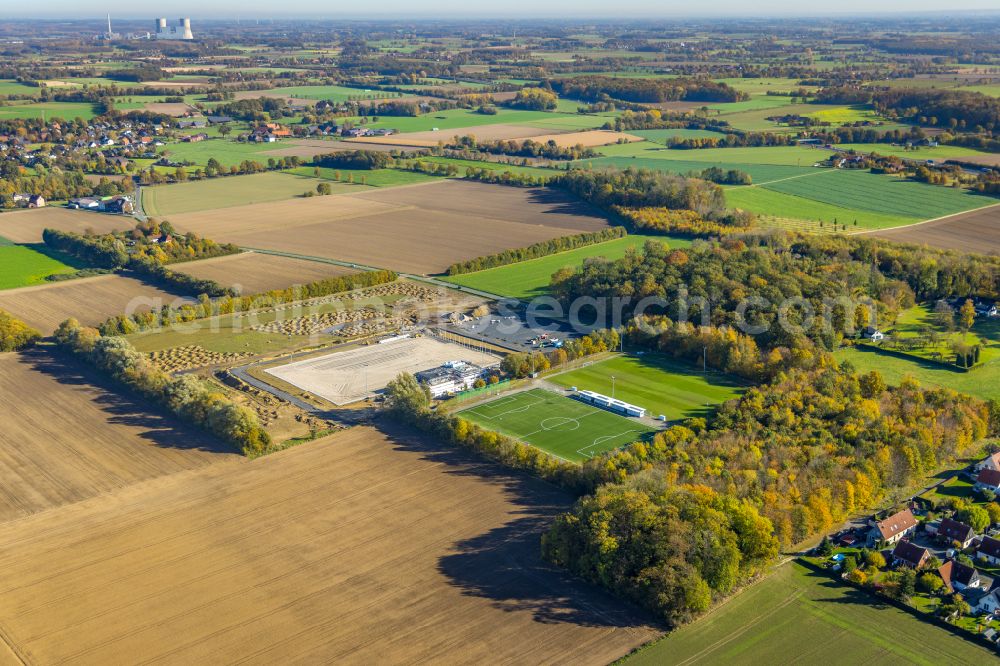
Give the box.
[266,335,500,405]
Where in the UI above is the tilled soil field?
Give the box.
[170,181,611,274]
[0,207,132,244]
[0,350,237,523]
[0,426,657,664]
[869,203,1000,255]
[0,273,187,333]
[171,252,357,294]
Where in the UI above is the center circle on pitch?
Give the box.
[540,417,580,431]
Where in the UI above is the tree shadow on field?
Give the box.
[375,417,661,632]
[20,347,236,455]
[526,188,613,228]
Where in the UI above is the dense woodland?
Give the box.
[552,76,746,104]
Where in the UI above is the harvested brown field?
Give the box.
[0,207,132,244]
[0,425,657,663]
[143,101,195,116]
[869,203,1000,255]
[0,273,187,332]
[945,154,1000,167]
[0,350,237,523]
[172,180,611,274]
[521,129,642,147]
[352,123,558,146]
[172,252,356,293]
[258,139,357,159]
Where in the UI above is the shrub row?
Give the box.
[614,206,753,237]
[444,227,626,275]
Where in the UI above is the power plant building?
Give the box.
[154,18,194,40]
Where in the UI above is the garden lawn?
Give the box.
[549,353,746,422]
[626,561,996,665]
[441,234,688,299]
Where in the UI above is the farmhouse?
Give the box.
[975,468,1000,494]
[867,508,917,546]
[936,517,977,549]
[891,540,929,569]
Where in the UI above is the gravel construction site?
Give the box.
[264,335,500,405]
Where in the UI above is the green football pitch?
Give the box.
[457,388,656,463]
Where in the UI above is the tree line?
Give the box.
[551,75,746,104]
[447,135,599,161]
[444,227,626,275]
[54,318,272,456]
[0,309,41,352]
[313,150,393,170]
[614,206,753,238]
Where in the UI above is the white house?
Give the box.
[976,469,1000,494]
[867,508,918,547]
[977,452,1000,473]
[979,537,1000,567]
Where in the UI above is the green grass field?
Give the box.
[577,155,816,186]
[549,354,745,422]
[141,172,345,216]
[250,84,403,101]
[457,388,655,463]
[0,101,97,121]
[441,235,689,299]
[597,143,822,166]
[625,561,996,665]
[160,138,294,167]
[725,184,921,230]
[629,128,730,144]
[835,143,996,161]
[762,169,997,220]
[0,244,84,290]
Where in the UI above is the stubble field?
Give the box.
[0,350,237,523]
[0,425,657,664]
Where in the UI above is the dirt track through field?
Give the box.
[0,350,237,523]
[0,425,657,664]
[170,180,611,274]
[868,203,1000,255]
[0,273,186,333]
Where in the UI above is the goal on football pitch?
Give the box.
[457,388,656,464]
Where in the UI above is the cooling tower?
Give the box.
[155,17,167,33]
[178,18,193,40]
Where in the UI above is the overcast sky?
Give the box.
[7,1,1000,19]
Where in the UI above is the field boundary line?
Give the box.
[850,200,1000,235]
[732,167,835,189]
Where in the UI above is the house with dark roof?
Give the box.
[891,540,930,569]
[979,536,1000,566]
[976,469,1000,494]
[867,508,918,547]
[950,560,983,591]
[937,517,977,549]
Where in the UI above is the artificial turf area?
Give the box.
[625,560,995,665]
[440,234,690,299]
[549,353,745,422]
[457,387,655,463]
